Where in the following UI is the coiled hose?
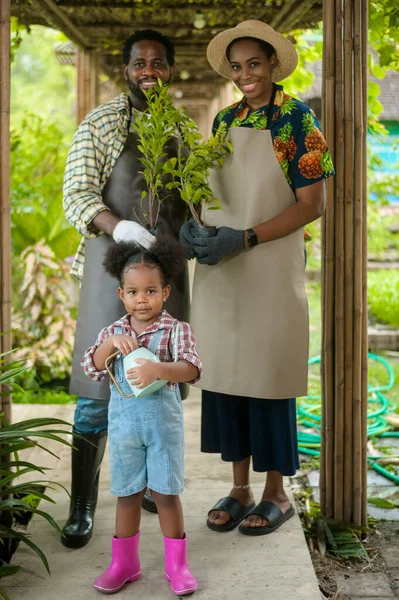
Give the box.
[297,352,398,483]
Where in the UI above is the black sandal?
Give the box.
[238,500,294,536]
[206,497,256,532]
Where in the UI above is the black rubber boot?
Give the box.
[142,488,158,514]
[61,428,107,548]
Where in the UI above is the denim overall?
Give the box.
[108,327,184,497]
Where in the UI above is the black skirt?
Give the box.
[201,390,299,476]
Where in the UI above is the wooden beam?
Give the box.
[278,0,318,32]
[0,0,12,422]
[29,0,92,49]
[56,0,287,7]
[270,0,300,28]
[77,49,100,124]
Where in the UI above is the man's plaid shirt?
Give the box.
[63,93,131,280]
[82,310,203,385]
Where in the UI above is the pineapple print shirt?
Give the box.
[213,84,335,192]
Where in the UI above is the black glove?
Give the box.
[193,226,245,266]
[178,219,200,260]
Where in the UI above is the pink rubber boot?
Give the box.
[93,532,141,594]
[164,533,198,595]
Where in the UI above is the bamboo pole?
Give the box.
[0,0,12,422]
[320,0,337,517]
[333,0,345,522]
[343,0,354,523]
[352,0,365,527]
[321,0,368,525]
[360,0,369,528]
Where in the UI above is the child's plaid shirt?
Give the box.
[82,310,203,385]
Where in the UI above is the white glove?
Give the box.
[112,220,155,250]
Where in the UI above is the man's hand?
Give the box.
[178,218,201,259]
[112,220,155,249]
[193,226,244,266]
[127,359,160,388]
[111,335,138,356]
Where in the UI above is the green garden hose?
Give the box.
[298,353,398,483]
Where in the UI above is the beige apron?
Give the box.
[191,127,309,399]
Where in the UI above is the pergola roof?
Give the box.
[11,0,323,98]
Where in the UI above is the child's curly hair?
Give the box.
[103,234,185,287]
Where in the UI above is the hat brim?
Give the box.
[207,20,298,83]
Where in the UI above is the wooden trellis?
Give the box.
[0,0,12,424]
[2,0,370,525]
[320,0,368,526]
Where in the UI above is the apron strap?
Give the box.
[265,84,277,130]
[148,328,164,354]
[173,323,181,363]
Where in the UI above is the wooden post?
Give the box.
[320,0,368,526]
[77,49,99,125]
[0,0,12,422]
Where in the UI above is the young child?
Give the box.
[81,235,202,596]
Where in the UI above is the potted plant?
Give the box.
[0,338,75,599]
[131,81,233,235]
[129,82,180,231]
[163,111,232,237]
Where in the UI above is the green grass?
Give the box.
[306,280,399,406]
[368,270,399,327]
[13,389,77,404]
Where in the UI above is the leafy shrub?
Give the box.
[10,114,80,260]
[368,270,399,327]
[12,243,76,385]
[12,389,76,405]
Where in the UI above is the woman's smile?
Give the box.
[240,81,259,93]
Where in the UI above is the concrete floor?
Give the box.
[4,390,321,600]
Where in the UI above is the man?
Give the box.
[62,30,189,548]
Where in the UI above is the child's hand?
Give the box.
[127,359,160,388]
[112,334,138,356]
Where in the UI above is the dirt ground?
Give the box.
[294,481,399,599]
[311,527,388,598]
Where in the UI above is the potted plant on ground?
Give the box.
[0,338,75,599]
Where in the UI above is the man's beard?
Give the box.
[127,75,171,102]
[127,79,147,102]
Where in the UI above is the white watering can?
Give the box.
[104,324,180,399]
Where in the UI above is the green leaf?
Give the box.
[0,524,51,574]
[192,188,203,204]
[0,586,12,600]
[367,496,397,509]
[49,228,80,260]
[0,564,21,577]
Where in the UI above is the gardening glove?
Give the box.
[178,218,201,260]
[112,220,155,250]
[193,226,245,266]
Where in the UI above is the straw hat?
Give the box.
[207,20,298,82]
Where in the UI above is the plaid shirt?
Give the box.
[82,310,203,385]
[63,93,131,280]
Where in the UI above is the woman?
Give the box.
[180,20,334,536]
